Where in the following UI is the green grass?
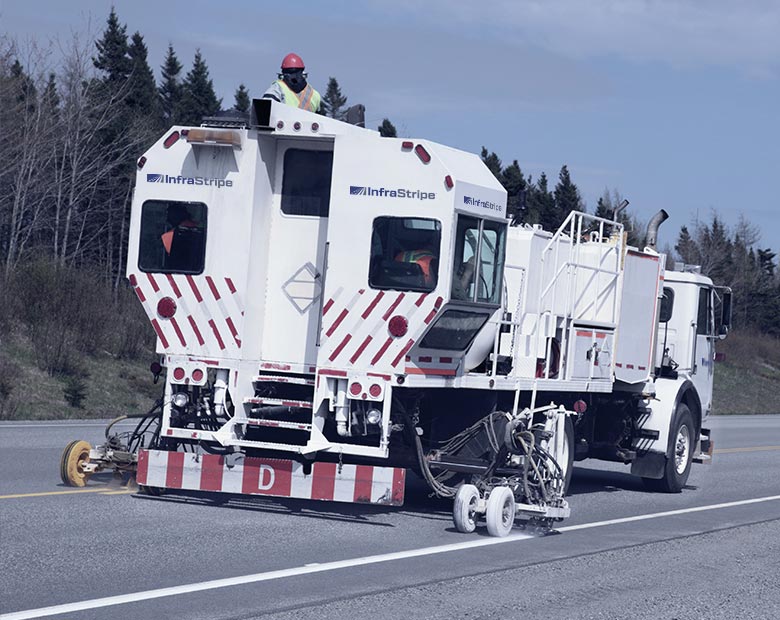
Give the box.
[0,330,159,421]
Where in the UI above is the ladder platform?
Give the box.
[245,419,313,431]
[253,375,315,386]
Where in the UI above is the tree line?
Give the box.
[1,7,777,338]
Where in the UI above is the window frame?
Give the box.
[138,199,208,275]
[279,146,334,218]
[450,214,506,306]
[368,216,442,294]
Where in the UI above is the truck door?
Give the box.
[691,286,715,414]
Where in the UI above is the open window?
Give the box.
[280,148,333,217]
[451,215,506,305]
[369,217,441,293]
[139,200,207,274]
[696,287,713,336]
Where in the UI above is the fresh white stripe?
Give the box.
[4,494,780,620]
[370,466,394,503]
[290,462,313,498]
[221,462,244,494]
[332,465,357,502]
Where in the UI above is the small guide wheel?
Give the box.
[485,486,516,537]
[60,440,93,487]
[452,484,481,533]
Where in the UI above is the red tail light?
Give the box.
[388,315,408,338]
[191,368,204,382]
[173,367,186,381]
[157,297,177,319]
[444,175,454,189]
[349,381,362,396]
[369,384,382,398]
[401,141,414,150]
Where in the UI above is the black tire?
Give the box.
[561,416,575,495]
[643,403,695,493]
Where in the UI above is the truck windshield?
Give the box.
[451,215,506,305]
[139,200,207,274]
[281,148,333,217]
[369,217,441,293]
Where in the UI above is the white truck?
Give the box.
[60,100,731,537]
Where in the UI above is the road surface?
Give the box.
[1,415,779,619]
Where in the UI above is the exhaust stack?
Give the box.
[645,209,669,251]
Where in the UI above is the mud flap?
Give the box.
[630,450,666,479]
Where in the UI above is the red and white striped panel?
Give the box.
[136,450,406,506]
[320,288,443,372]
[129,273,244,357]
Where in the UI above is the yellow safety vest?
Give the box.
[277,80,321,112]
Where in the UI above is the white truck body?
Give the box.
[123,101,728,519]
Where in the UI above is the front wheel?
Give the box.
[485,486,515,537]
[643,403,695,493]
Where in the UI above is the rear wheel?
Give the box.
[60,440,92,487]
[485,486,515,537]
[453,484,480,533]
[643,403,695,493]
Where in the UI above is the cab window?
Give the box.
[281,149,333,217]
[369,217,441,293]
[451,215,506,305]
[696,287,712,335]
[139,200,207,274]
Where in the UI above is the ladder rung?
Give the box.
[245,419,312,431]
[243,397,313,409]
[253,375,315,386]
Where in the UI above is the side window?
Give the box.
[451,215,506,305]
[281,149,333,216]
[659,287,674,323]
[369,217,441,293]
[696,287,712,335]
[139,200,207,274]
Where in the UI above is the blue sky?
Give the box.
[3,0,779,254]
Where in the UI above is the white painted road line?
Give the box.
[3,494,780,620]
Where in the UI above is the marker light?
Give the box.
[388,315,408,338]
[163,131,180,148]
[401,141,414,150]
[293,121,301,131]
[277,120,285,130]
[311,122,319,132]
[157,297,177,319]
[415,144,431,163]
[137,156,147,169]
[444,175,454,189]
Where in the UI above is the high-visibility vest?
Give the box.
[161,220,198,255]
[277,80,321,112]
[396,250,437,285]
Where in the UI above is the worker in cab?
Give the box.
[395,248,438,289]
[263,53,321,112]
[161,204,202,270]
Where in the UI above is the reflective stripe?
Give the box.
[277,80,320,112]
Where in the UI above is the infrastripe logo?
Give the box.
[350,185,435,200]
[464,195,502,212]
[147,173,233,188]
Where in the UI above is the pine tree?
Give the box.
[41,73,59,112]
[501,160,527,222]
[553,165,582,228]
[234,84,250,112]
[127,32,160,121]
[159,44,183,123]
[480,147,502,179]
[321,77,347,120]
[93,8,131,84]
[527,173,556,230]
[675,226,699,264]
[179,50,221,125]
[378,118,397,137]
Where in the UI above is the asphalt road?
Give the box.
[1,415,779,620]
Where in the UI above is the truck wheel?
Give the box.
[560,416,575,495]
[643,403,695,493]
[60,440,92,487]
[453,484,480,533]
[485,486,515,537]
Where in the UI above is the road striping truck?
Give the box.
[60,100,731,537]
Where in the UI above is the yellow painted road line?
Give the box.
[714,446,780,454]
[0,487,110,500]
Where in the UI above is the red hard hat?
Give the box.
[281,53,305,70]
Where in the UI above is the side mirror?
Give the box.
[659,288,674,323]
[718,324,729,340]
